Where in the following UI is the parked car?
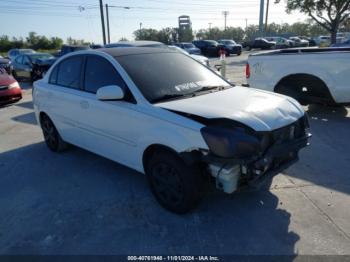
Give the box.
[217,39,242,55]
[25,45,91,80]
[314,36,331,47]
[289,36,309,47]
[264,37,290,49]
[12,53,54,81]
[33,47,311,213]
[192,40,226,57]
[168,45,209,66]
[331,38,350,47]
[173,42,201,55]
[300,36,317,47]
[242,38,276,50]
[0,69,22,106]
[0,57,13,74]
[246,47,350,105]
[8,49,36,61]
[105,41,166,48]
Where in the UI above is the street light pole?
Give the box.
[259,0,265,36]
[105,3,110,44]
[99,0,106,45]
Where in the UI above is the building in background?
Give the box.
[178,15,193,42]
[178,15,192,30]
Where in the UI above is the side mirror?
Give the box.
[96,85,124,101]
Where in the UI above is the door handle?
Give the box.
[80,100,89,109]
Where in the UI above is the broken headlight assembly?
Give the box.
[200,125,261,159]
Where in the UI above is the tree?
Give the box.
[276,0,350,43]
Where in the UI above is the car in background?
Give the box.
[59,45,91,57]
[264,37,290,49]
[104,41,167,48]
[300,36,316,47]
[90,44,103,49]
[0,57,13,74]
[12,53,54,81]
[331,38,350,47]
[173,42,201,55]
[33,47,310,213]
[217,39,242,55]
[289,36,309,47]
[242,38,276,50]
[192,40,225,57]
[314,36,331,47]
[0,69,22,106]
[8,49,36,61]
[168,45,209,66]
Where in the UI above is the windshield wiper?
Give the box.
[193,85,230,93]
[151,93,192,103]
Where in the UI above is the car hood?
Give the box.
[156,86,304,131]
[0,72,16,86]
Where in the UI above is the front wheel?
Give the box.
[146,150,203,214]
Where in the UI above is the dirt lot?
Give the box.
[1,53,350,255]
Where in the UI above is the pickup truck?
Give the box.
[246,47,350,105]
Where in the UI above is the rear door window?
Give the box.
[56,56,83,89]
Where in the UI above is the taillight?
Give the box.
[246,63,250,79]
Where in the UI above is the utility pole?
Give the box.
[105,3,110,44]
[264,0,270,34]
[259,0,265,36]
[99,0,106,45]
[209,22,212,30]
[245,18,248,31]
[222,11,229,30]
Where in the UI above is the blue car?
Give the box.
[331,39,350,47]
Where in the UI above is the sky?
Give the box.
[1,0,309,44]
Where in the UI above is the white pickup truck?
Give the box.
[246,47,350,105]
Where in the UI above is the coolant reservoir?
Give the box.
[209,164,241,194]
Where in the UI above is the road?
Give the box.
[1,57,350,256]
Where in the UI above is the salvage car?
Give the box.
[168,45,209,66]
[0,57,13,74]
[8,48,36,61]
[174,42,201,55]
[246,47,350,105]
[217,39,242,55]
[12,53,54,81]
[0,69,22,106]
[242,38,276,50]
[33,48,311,213]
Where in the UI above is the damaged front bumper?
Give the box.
[202,132,311,193]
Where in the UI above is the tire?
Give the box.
[275,84,307,105]
[145,150,203,214]
[40,114,68,152]
[237,50,242,56]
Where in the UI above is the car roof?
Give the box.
[105,41,165,47]
[97,47,176,57]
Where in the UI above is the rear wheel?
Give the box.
[145,150,203,214]
[40,114,68,152]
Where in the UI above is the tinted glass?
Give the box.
[84,56,125,93]
[49,65,58,84]
[15,55,23,64]
[23,56,31,65]
[57,56,83,89]
[116,52,230,103]
[184,43,195,48]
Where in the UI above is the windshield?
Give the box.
[222,40,236,45]
[30,54,54,62]
[116,52,230,103]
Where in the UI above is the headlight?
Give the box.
[8,82,20,89]
[201,125,261,159]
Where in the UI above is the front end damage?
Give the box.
[182,115,311,194]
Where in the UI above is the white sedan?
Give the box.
[33,47,311,213]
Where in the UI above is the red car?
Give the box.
[0,69,22,105]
